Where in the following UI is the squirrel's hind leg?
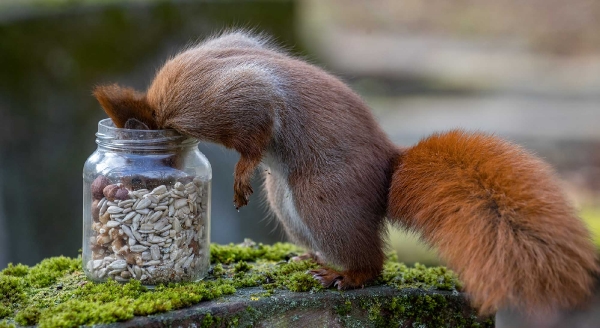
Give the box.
[263,168,317,250]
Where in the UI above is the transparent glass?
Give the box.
[82,119,211,285]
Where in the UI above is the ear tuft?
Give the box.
[93,84,157,129]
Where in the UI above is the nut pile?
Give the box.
[86,175,208,284]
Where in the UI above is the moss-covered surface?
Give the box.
[0,243,492,328]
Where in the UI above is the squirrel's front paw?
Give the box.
[233,181,253,209]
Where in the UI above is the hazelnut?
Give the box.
[91,175,110,200]
[114,188,129,200]
[103,184,119,201]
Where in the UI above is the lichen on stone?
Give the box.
[0,242,479,327]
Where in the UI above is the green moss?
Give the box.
[0,275,25,306]
[13,306,39,326]
[372,293,490,327]
[0,305,11,319]
[0,243,305,327]
[283,271,323,292]
[0,242,484,327]
[38,298,134,327]
[0,264,29,278]
[201,312,215,328]
[335,299,352,316]
[0,320,15,328]
[210,242,302,264]
[227,315,239,327]
[234,261,252,273]
[212,263,225,277]
[379,262,462,291]
[25,256,80,288]
[367,301,385,327]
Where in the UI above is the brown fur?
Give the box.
[93,31,599,315]
[93,84,157,129]
[388,131,599,315]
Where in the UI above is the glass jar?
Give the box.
[82,118,211,285]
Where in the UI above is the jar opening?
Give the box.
[96,118,198,150]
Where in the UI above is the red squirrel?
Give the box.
[93,31,598,316]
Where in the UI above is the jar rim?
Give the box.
[96,118,198,149]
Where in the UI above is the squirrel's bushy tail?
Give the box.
[387,130,598,315]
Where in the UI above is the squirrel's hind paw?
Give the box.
[310,268,343,289]
[310,267,371,290]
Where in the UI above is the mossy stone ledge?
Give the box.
[0,242,493,328]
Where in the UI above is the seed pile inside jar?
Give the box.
[86,175,208,284]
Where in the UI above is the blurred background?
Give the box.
[0,0,599,269]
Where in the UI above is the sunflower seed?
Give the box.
[136,208,150,215]
[106,221,121,228]
[107,260,127,270]
[130,245,148,253]
[174,182,184,191]
[150,245,161,260]
[135,198,152,210]
[151,185,167,195]
[123,211,137,223]
[119,199,135,207]
[107,206,123,214]
[172,218,181,233]
[173,198,187,210]
[148,211,163,223]
[154,205,168,211]
[149,235,166,244]
[154,218,168,231]
[158,224,172,233]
